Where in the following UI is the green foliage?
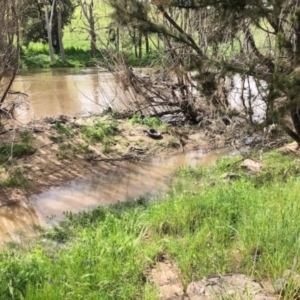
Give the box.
[130,113,162,128]
[55,122,75,138]
[0,144,36,164]
[81,118,118,144]
[49,135,64,143]
[2,150,300,299]
[21,45,104,69]
[0,173,30,188]
[20,130,32,145]
[72,143,93,155]
[127,52,161,67]
[21,0,76,53]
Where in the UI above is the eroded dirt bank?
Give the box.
[0,113,210,204]
[0,111,287,206]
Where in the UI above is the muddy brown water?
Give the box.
[11,68,148,124]
[0,148,234,247]
[11,68,266,124]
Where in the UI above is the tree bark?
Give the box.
[89,0,97,57]
[79,0,97,57]
[138,31,142,59]
[57,0,65,62]
[44,0,56,63]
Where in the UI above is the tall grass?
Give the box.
[1,150,300,299]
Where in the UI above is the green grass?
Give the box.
[1,149,300,299]
[0,173,30,188]
[130,113,163,128]
[21,45,104,69]
[0,143,36,164]
[19,2,158,69]
[81,117,118,144]
[55,122,75,138]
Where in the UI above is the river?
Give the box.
[11,68,143,124]
[10,68,266,124]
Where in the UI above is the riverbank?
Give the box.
[1,145,300,299]
[0,112,211,203]
[20,46,156,69]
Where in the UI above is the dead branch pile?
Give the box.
[112,65,212,122]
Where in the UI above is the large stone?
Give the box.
[186,274,277,300]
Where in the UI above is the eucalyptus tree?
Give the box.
[78,0,98,56]
[0,0,20,105]
[107,0,300,142]
[43,0,56,62]
[21,0,76,55]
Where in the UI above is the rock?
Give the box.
[160,113,186,125]
[240,159,262,173]
[245,136,263,146]
[186,274,277,300]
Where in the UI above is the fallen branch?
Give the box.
[86,154,138,162]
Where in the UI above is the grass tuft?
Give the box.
[81,118,118,144]
[0,143,36,164]
[130,113,162,128]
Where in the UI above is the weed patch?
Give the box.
[130,113,162,128]
[55,122,75,138]
[0,144,35,164]
[0,174,30,187]
[81,118,118,144]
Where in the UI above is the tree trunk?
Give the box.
[57,0,65,62]
[44,0,55,63]
[133,28,138,58]
[89,0,97,57]
[79,0,97,57]
[115,27,119,53]
[138,31,142,59]
[145,32,149,54]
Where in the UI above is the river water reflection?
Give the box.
[0,148,234,247]
[11,68,266,124]
[11,68,135,124]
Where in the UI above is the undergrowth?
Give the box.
[81,117,118,147]
[1,149,300,299]
[0,143,35,164]
[130,113,163,128]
